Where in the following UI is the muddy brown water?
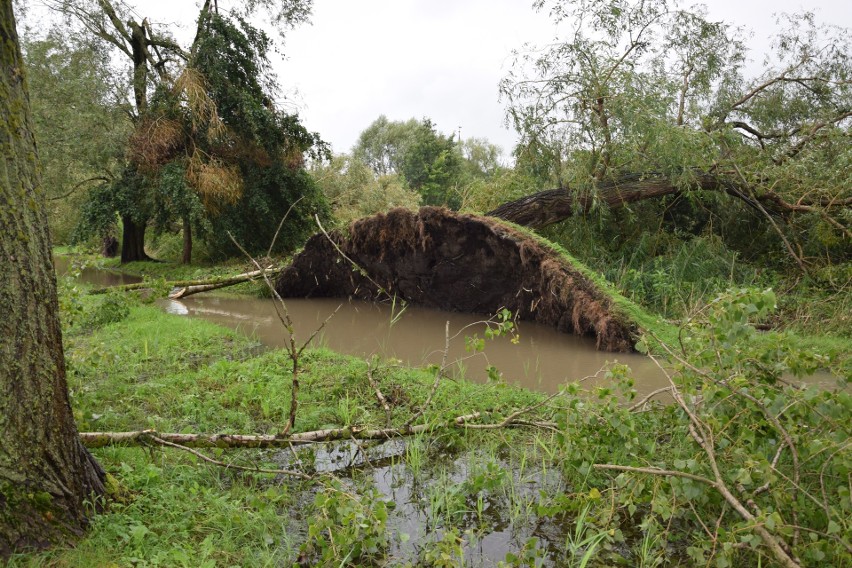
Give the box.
[160,295,672,396]
[159,295,839,396]
[54,256,143,287]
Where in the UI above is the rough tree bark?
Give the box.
[0,3,105,557]
[120,214,150,263]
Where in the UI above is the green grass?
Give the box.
[65,305,542,436]
[10,299,547,566]
[29,243,847,566]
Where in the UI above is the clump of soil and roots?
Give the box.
[276,207,638,351]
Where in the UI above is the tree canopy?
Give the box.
[22,27,129,244]
[351,116,507,210]
[43,0,326,262]
[500,0,851,270]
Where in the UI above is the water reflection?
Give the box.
[54,255,142,287]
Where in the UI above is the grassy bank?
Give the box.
[9,267,850,566]
[13,297,555,566]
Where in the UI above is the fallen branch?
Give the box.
[627,385,673,412]
[149,435,310,479]
[168,267,277,299]
[89,266,279,296]
[366,362,392,427]
[80,417,481,449]
[405,320,451,428]
[78,409,565,450]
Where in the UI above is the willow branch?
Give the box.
[149,435,310,479]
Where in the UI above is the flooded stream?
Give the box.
[161,294,671,395]
[55,255,835,398]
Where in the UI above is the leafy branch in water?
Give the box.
[590,288,850,567]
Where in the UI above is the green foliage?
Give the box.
[150,161,207,238]
[556,289,851,566]
[312,154,420,224]
[22,27,129,243]
[299,478,391,566]
[352,114,422,176]
[208,163,329,257]
[503,0,851,269]
[420,528,466,567]
[563,503,608,567]
[79,292,133,329]
[399,118,462,208]
[74,167,151,245]
[179,13,329,257]
[351,116,503,211]
[57,4,327,260]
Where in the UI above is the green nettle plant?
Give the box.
[580,288,851,567]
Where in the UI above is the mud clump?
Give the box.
[276,207,637,352]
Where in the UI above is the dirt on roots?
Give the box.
[276,207,637,352]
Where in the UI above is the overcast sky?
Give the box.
[28,0,852,157]
[273,0,851,156]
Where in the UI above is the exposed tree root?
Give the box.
[276,207,638,351]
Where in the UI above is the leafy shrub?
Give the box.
[298,478,391,566]
[81,292,132,329]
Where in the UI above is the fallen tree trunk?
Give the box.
[78,413,558,449]
[486,172,761,229]
[484,170,852,231]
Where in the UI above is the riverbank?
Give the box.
[11,259,850,566]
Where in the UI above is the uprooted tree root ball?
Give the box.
[276,207,638,352]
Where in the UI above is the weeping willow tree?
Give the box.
[498,0,851,272]
[47,0,326,262]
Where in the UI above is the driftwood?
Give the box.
[89,266,279,297]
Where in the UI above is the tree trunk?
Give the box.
[120,214,149,263]
[0,3,105,558]
[128,20,149,114]
[486,172,761,229]
[182,216,192,264]
[101,235,119,258]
